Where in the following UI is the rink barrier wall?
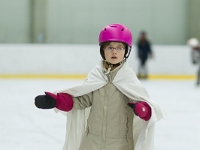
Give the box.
[0,74,87,80]
[0,44,198,80]
[0,74,195,80]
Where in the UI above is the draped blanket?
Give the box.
[54,61,166,150]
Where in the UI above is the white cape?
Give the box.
[54,61,166,150]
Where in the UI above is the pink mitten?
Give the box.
[45,92,73,112]
[128,101,151,121]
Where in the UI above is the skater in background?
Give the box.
[187,38,200,85]
[34,24,165,150]
[137,31,153,79]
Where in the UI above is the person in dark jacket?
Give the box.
[137,31,153,79]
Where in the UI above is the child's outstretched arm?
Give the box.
[35,92,73,112]
[128,101,151,121]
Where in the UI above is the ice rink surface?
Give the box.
[0,79,200,150]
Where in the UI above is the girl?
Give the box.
[35,23,165,150]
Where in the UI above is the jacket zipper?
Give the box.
[101,72,111,150]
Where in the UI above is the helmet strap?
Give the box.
[124,46,132,59]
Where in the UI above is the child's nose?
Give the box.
[112,48,117,53]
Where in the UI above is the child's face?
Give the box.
[104,42,125,64]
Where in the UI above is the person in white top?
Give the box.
[187,38,200,85]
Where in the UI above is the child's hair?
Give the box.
[100,42,128,60]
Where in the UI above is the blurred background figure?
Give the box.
[187,38,200,86]
[137,31,153,79]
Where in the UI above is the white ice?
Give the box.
[0,79,200,150]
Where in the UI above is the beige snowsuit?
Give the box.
[72,61,136,150]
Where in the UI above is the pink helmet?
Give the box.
[99,23,132,47]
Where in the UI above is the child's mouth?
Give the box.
[111,56,117,59]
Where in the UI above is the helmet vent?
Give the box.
[110,25,117,27]
[121,28,124,31]
[104,28,106,31]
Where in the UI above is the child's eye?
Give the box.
[107,46,113,50]
[116,47,124,51]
